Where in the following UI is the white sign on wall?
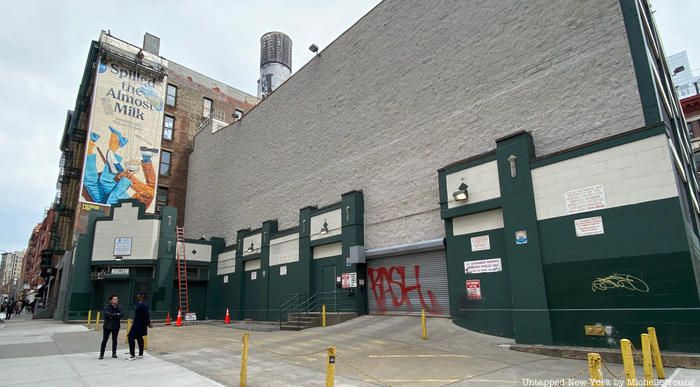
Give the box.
[470,235,490,251]
[464,258,503,274]
[113,237,132,256]
[565,184,607,215]
[342,272,357,288]
[280,265,287,276]
[111,268,129,275]
[574,216,605,237]
[223,275,229,283]
[251,272,257,280]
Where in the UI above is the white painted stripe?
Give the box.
[660,368,681,387]
[364,379,461,383]
[368,354,469,358]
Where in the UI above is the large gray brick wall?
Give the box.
[185,0,645,249]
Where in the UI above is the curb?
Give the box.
[511,344,700,369]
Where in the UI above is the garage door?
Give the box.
[367,249,449,316]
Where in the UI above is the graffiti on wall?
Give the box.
[368,265,444,314]
[591,274,649,293]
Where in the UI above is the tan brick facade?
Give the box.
[159,62,258,227]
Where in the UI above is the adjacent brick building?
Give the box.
[20,209,56,302]
[159,61,258,227]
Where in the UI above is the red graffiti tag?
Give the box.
[367,265,444,315]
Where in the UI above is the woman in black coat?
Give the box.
[99,294,123,359]
[126,292,152,361]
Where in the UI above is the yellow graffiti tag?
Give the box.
[591,274,649,293]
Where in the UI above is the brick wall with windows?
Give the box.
[160,61,258,226]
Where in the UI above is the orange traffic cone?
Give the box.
[175,309,183,327]
[165,312,171,326]
[224,308,231,324]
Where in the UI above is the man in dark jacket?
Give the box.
[5,300,14,320]
[99,294,123,359]
[126,293,152,361]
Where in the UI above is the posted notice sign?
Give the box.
[185,313,197,322]
[464,258,502,274]
[466,280,481,300]
[565,184,607,215]
[342,272,357,288]
[113,237,132,256]
[574,216,605,237]
[470,235,490,251]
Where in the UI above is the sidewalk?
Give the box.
[0,317,222,386]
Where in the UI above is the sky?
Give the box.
[0,1,695,252]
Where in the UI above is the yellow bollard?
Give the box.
[87,310,92,329]
[95,312,101,330]
[322,304,327,328]
[648,327,665,379]
[144,335,148,351]
[325,346,336,387]
[641,333,653,383]
[587,353,604,386]
[240,333,249,387]
[421,309,428,340]
[125,319,132,344]
[620,339,637,387]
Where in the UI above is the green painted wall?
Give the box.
[439,126,700,352]
[447,226,514,338]
[207,191,366,322]
[540,198,700,351]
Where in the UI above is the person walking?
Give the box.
[126,293,152,361]
[5,300,14,320]
[99,294,123,359]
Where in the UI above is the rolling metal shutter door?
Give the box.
[367,249,449,317]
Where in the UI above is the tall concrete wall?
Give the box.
[186,0,645,249]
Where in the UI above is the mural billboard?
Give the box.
[79,33,167,214]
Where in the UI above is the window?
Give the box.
[157,186,169,203]
[203,97,213,118]
[159,150,172,176]
[166,84,177,106]
[156,186,168,214]
[163,116,174,141]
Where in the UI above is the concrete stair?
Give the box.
[280,312,358,331]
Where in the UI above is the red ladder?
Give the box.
[176,226,189,316]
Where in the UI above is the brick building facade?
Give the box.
[159,61,258,227]
[49,32,257,319]
[20,209,56,298]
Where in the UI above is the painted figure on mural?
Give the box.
[82,126,158,208]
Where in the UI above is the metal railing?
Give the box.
[278,291,357,330]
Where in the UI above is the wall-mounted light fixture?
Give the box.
[247,242,255,252]
[320,220,329,235]
[115,256,123,261]
[453,182,469,201]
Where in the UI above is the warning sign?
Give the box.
[574,216,605,237]
[565,184,607,215]
[466,280,481,300]
[464,258,502,274]
[341,272,357,288]
[470,235,490,251]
